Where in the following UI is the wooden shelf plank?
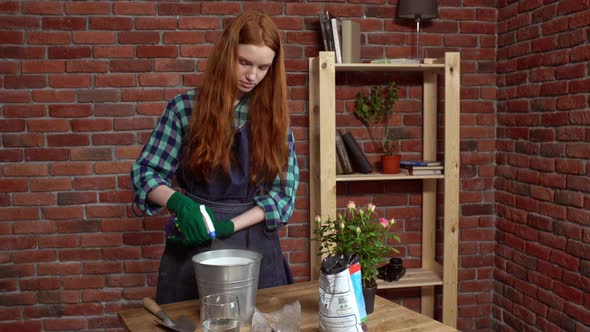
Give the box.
[336,172,444,182]
[377,268,443,289]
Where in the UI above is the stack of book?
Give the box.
[370,58,442,65]
[318,11,360,64]
[335,130,373,175]
[371,58,420,64]
[400,160,443,175]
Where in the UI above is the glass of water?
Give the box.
[200,293,240,332]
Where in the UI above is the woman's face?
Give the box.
[236,44,275,97]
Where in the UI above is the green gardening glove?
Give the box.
[166,192,212,244]
[212,219,235,238]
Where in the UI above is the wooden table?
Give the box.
[119,281,458,331]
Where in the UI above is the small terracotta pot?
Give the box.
[381,155,401,174]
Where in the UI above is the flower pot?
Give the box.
[381,155,401,174]
[362,284,377,314]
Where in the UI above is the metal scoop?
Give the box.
[143,297,196,332]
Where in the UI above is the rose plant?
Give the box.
[313,201,401,288]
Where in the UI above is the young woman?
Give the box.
[130,11,299,304]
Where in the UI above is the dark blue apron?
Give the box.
[155,123,293,304]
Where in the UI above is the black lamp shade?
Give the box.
[398,0,438,20]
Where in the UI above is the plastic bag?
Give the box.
[318,253,367,332]
[251,300,301,332]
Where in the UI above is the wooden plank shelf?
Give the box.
[377,268,443,289]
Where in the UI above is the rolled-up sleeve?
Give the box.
[254,129,300,230]
[130,94,190,216]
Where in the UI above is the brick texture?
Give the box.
[495,1,590,332]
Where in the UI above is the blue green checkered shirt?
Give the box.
[131,90,299,230]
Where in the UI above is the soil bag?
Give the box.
[318,253,367,332]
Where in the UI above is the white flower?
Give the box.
[367,203,376,212]
[347,201,355,210]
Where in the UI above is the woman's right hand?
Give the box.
[166,192,210,244]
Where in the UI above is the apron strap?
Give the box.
[184,191,256,214]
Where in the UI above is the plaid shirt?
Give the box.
[131,90,299,230]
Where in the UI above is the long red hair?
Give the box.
[185,11,289,185]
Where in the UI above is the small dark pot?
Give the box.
[362,285,377,314]
[381,155,401,174]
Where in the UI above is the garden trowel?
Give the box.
[143,297,196,332]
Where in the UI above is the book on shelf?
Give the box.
[400,168,443,176]
[400,160,441,167]
[371,58,420,64]
[330,17,343,64]
[370,58,442,65]
[335,149,344,175]
[335,134,353,174]
[341,20,360,63]
[340,130,373,174]
[321,11,335,53]
[401,165,443,171]
[318,11,329,51]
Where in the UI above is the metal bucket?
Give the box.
[192,249,262,326]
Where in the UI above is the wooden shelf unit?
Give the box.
[308,52,460,327]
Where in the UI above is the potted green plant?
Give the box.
[354,82,401,174]
[313,201,400,314]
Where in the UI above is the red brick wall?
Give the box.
[495,1,590,331]
[0,1,499,331]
